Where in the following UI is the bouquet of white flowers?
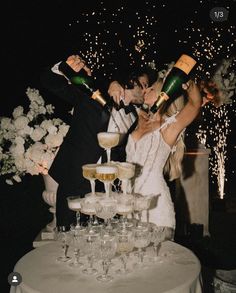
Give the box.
[0,87,70,184]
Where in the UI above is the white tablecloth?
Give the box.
[10,241,202,293]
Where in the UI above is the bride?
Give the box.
[126,79,202,238]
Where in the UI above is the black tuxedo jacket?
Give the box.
[40,68,109,195]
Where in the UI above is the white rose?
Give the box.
[47,125,57,135]
[45,133,63,148]
[25,143,45,163]
[14,116,29,130]
[15,156,26,171]
[30,127,46,142]
[40,120,53,131]
[52,118,62,126]
[38,106,46,115]
[10,143,25,157]
[30,101,40,111]
[26,109,38,121]
[15,136,25,145]
[59,124,70,136]
[17,125,33,137]
[13,106,24,119]
[1,118,11,130]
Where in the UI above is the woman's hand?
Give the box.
[66,55,92,76]
[108,81,125,105]
[182,80,202,108]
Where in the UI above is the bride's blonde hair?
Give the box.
[163,95,185,181]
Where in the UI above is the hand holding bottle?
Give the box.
[182,80,202,108]
[150,54,197,114]
[108,81,125,105]
[66,55,92,76]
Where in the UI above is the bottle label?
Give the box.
[91,90,106,106]
[174,54,197,75]
[159,92,169,101]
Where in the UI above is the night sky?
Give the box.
[1,0,236,198]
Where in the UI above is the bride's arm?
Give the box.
[163,80,202,146]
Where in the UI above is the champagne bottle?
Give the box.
[58,61,113,112]
[150,54,197,114]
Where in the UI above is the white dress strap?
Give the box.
[159,112,178,131]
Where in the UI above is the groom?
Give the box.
[40,55,150,227]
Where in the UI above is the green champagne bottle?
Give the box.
[58,61,113,112]
[150,54,197,114]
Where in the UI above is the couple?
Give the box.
[41,55,202,237]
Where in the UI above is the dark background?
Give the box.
[1,0,236,292]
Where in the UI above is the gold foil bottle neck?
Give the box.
[91,90,107,107]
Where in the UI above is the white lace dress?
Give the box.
[126,115,178,229]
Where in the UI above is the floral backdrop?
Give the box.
[0,88,69,184]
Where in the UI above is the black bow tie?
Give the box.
[119,100,140,114]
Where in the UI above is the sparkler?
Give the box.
[197,102,233,199]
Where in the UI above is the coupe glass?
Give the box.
[150,226,165,262]
[133,194,152,226]
[80,198,97,229]
[82,230,100,275]
[82,163,98,197]
[116,162,135,195]
[116,229,134,274]
[67,196,82,227]
[97,132,120,163]
[55,226,72,262]
[95,165,118,197]
[95,197,117,230]
[69,226,86,267]
[115,193,134,230]
[97,233,117,282]
[133,226,151,268]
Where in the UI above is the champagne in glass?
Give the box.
[82,164,98,197]
[97,132,120,163]
[95,165,118,197]
[117,162,135,195]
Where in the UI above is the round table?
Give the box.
[11,241,202,293]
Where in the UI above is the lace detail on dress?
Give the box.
[126,113,179,228]
[159,112,178,130]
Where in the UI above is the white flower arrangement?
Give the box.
[0,88,70,184]
[202,57,236,107]
[211,57,236,105]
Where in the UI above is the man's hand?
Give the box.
[66,55,92,76]
[108,81,125,105]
